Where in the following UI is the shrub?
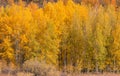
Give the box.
[0,60,16,75]
[23,59,60,76]
[17,72,34,76]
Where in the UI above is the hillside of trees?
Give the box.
[0,0,120,76]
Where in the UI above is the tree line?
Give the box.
[0,0,120,7]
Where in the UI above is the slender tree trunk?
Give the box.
[62,49,67,76]
[113,57,116,73]
[95,61,99,73]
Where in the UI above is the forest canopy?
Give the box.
[0,0,120,73]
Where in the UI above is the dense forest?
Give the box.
[0,0,120,76]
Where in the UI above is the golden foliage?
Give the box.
[0,0,120,73]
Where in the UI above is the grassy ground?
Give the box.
[67,73,120,76]
[0,73,120,76]
[78,74,120,76]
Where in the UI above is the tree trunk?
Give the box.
[95,61,99,73]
